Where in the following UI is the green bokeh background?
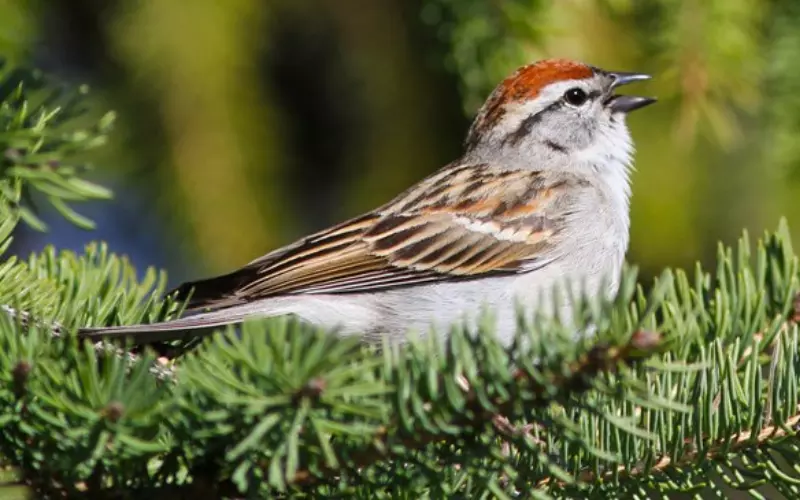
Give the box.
[4,0,800,287]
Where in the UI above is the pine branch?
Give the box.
[289,330,662,487]
[0,61,114,232]
[0,221,794,498]
[539,297,800,491]
[0,304,177,380]
[567,410,800,486]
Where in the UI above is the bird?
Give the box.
[79,58,655,346]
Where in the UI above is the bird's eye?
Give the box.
[563,88,589,106]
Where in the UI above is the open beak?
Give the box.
[606,71,656,113]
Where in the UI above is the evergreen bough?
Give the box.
[0,64,799,500]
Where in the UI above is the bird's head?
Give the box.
[465,59,655,175]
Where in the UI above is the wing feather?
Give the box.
[174,164,579,311]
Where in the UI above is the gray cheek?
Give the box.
[511,107,597,154]
[557,113,595,150]
[579,117,598,147]
[538,112,581,145]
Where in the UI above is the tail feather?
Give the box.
[169,269,253,311]
[78,302,273,344]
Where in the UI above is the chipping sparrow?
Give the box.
[80,59,655,345]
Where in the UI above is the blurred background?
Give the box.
[2,0,800,287]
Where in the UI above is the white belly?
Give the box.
[262,255,620,346]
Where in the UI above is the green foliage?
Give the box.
[0,220,798,498]
[0,242,180,339]
[764,0,800,175]
[423,0,548,113]
[0,60,113,232]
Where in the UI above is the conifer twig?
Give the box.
[1,305,176,380]
[289,330,662,486]
[534,410,800,488]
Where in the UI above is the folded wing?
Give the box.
[173,163,577,312]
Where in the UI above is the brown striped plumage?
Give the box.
[173,163,575,311]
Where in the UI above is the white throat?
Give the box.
[575,120,634,223]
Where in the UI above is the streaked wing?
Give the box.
[175,163,576,311]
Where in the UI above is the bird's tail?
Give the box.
[168,269,251,312]
[78,302,275,344]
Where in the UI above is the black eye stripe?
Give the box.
[502,100,563,146]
